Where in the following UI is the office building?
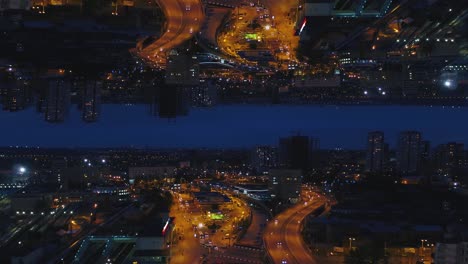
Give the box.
[268,169,302,203]
[251,146,278,174]
[191,79,218,107]
[397,131,422,173]
[165,49,199,86]
[434,142,466,169]
[366,131,385,172]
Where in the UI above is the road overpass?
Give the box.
[300,0,394,18]
[264,193,327,264]
[135,0,204,66]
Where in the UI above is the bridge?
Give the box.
[199,61,235,69]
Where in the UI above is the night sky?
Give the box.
[2,105,468,149]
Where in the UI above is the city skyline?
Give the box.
[0,0,467,263]
[1,104,468,149]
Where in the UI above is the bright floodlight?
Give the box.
[19,167,26,173]
[444,80,452,88]
[364,91,368,95]
[265,25,271,30]
[102,159,106,163]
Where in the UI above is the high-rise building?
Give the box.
[251,146,278,174]
[191,79,217,107]
[434,242,468,264]
[309,137,320,168]
[268,169,302,203]
[397,131,422,173]
[8,79,32,111]
[366,131,385,172]
[45,77,70,123]
[156,49,198,118]
[35,79,47,113]
[279,135,310,171]
[81,80,101,122]
[419,140,431,163]
[155,85,189,118]
[51,158,68,189]
[0,67,31,111]
[434,142,465,169]
[165,49,199,86]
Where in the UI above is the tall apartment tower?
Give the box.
[397,131,422,173]
[366,131,385,172]
[279,135,310,171]
[45,77,70,123]
[81,80,101,122]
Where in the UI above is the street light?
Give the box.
[18,166,26,174]
[420,239,427,256]
[444,80,453,88]
[420,239,427,248]
[225,233,232,246]
[348,237,356,249]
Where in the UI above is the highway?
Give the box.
[264,193,326,264]
[137,0,204,66]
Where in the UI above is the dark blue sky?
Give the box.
[2,105,468,149]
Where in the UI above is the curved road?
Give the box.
[137,0,204,66]
[264,194,326,264]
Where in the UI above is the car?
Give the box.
[282,260,287,264]
[185,4,190,11]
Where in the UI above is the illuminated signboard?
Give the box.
[245,33,258,40]
[210,213,224,220]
